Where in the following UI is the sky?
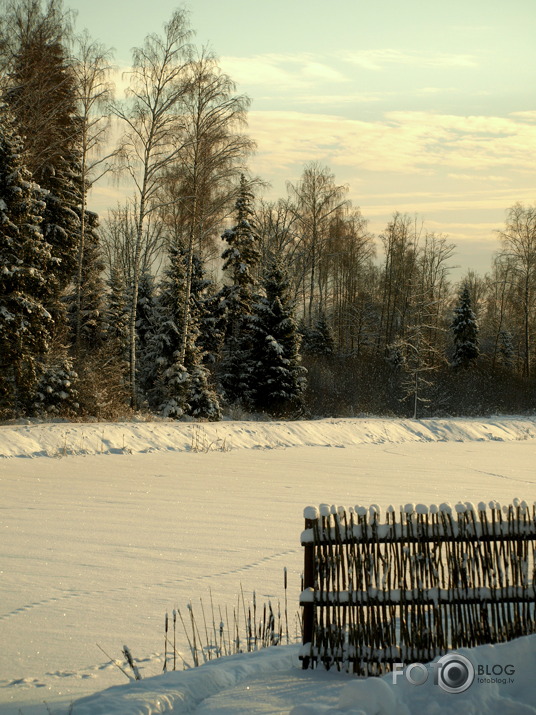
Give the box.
[67,0,536,277]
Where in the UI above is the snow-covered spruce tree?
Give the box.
[103,264,130,364]
[66,210,106,351]
[190,254,226,366]
[250,258,307,417]
[220,175,261,405]
[301,312,335,357]
[451,285,479,369]
[497,329,515,369]
[3,3,86,415]
[32,349,79,417]
[0,103,53,417]
[4,6,82,307]
[147,246,221,420]
[64,214,130,418]
[135,269,160,399]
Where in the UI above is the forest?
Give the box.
[0,0,535,423]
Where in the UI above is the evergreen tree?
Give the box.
[32,351,79,417]
[147,247,221,420]
[190,254,226,366]
[451,285,479,369]
[0,103,53,416]
[136,270,159,351]
[220,175,261,404]
[4,4,82,302]
[40,155,82,309]
[66,217,129,419]
[103,264,130,363]
[66,210,106,351]
[135,269,160,398]
[498,329,514,369]
[251,259,307,417]
[301,312,335,356]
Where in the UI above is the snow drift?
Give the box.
[2,414,536,459]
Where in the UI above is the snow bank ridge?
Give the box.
[1,415,536,459]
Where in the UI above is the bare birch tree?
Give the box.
[287,162,349,324]
[160,47,255,366]
[101,201,164,287]
[497,202,536,377]
[377,213,419,352]
[72,30,117,354]
[112,9,192,406]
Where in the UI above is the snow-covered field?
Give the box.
[1,416,535,714]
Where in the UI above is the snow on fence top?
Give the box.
[300,500,536,674]
[301,499,536,543]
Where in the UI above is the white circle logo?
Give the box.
[436,653,475,693]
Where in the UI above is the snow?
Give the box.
[0,415,535,714]
[2,414,536,458]
[45,637,536,715]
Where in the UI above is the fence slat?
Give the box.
[300,501,536,673]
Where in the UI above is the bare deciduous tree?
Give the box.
[161,47,255,365]
[72,30,117,354]
[287,162,349,324]
[377,213,419,352]
[112,9,193,406]
[101,201,164,287]
[497,202,536,377]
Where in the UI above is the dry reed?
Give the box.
[163,576,299,672]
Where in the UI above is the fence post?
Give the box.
[302,517,315,669]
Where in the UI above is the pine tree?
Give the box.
[5,6,82,302]
[66,210,106,350]
[3,3,84,418]
[250,259,307,417]
[220,175,261,404]
[40,155,82,311]
[498,329,514,369]
[190,254,226,366]
[103,265,130,362]
[301,312,335,356]
[0,103,53,416]
[136,270,159,350]
[147,247,221,420]
[451,285,479,369]
[135,269,160,399]
[32,351,79,417]
[66,217,128,419]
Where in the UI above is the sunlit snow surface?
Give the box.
[0,416,535,714]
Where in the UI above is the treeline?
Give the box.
[0,1,534,422]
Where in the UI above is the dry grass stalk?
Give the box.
[163,575,294,671]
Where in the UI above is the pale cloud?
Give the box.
[290,92,387,106]
[219,50,478,95]
[246,109,536,178]
[415,87,458,96]
[247,107,536,271]
[363,195,528,217]
[220,53,349,91]
[339,49,478,71]
[447,173,510,183]
[510,111,536,121]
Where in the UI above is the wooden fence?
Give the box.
[300,500,536,674]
